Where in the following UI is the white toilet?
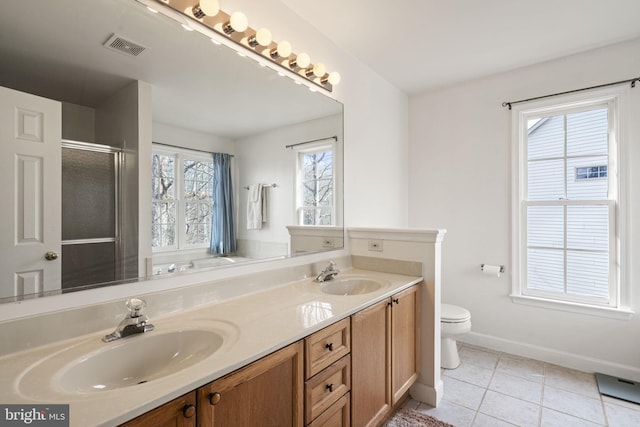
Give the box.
[441,304,471,369]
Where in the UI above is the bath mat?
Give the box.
[596,372,640,405]
[386,408,456,427]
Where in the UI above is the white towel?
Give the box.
[247,184,263,229]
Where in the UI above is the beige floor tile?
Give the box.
[473,413,519,427]
[490,371,544,404]
[443,376,487,411]
[459,344,501,370]
[541,407,604,426]
[544,364,600,399]
[543,385,605,425]
[479,390,541,427]
[604,401,640,427]
[497,354,546,383]
[443,361,494,388]
[416,400,476,427]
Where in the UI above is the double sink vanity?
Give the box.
[0,262,422,426]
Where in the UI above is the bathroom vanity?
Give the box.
[122,285,418,427]
[0,268,421,427]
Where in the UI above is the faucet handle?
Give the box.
[126,298,147,317]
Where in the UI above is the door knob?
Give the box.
[44,251,59,261]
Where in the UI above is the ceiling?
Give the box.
[280,0,640,95]
[0,0,340,138]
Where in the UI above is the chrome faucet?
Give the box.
[103,298,155,342]
[314,261,340,282]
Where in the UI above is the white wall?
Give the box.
[408,37,640,379]
[235,114,342,246]
[237,0,410,228]
[152,121,235,154]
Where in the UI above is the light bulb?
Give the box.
[323,72,341,85]
[312,63,326,78]
[270,40,292,59]
[248,28,272,47]
[291,52,310,69]
[199,0,219,16]
[224,11,248,34]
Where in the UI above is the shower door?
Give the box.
[61,140,122,290]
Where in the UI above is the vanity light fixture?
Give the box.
[290,52,311,70]
[191,0,219,18]
[270,40,292,59]
[306,62,326,78]
[322,71,341,86]
[148,0,340,91]
[248,28,272,48]
[223,11,248,34]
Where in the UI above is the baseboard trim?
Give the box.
[461,331,640,382]
[410,379,443,407]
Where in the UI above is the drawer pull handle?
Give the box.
[209,392,222,406]
[393,298,400,305]
[183,404,196,418]
[326,383,334,392]
[325,342,333,351]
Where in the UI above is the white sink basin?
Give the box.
[54,329,223,393]
[18,320,238,398]
[320,277,387,296]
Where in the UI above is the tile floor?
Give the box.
[405,343,640,427]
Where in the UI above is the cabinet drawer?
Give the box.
[308,392,350,427]
[305,318,350,379]
[305,354,351,424]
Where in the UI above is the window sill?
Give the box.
[510,294,634,320]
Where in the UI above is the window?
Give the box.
[152,146,214,251]
[576,165,607,181]
[296,143,335,226]
[512,88,629,313]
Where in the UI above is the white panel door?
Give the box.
[0,86,61,299]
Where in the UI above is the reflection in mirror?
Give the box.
[0,0,343,302]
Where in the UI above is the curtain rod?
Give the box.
[502,76,639,110]
[153,142,234,157]
[285,135,338,149]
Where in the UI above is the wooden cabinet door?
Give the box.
[197,341,303,427]
[120,391,196,427]
[351,299,391,427]
[391,285,419,404]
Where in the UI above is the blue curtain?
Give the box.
[210,153,236,255]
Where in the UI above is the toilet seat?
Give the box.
[441,304,471,323]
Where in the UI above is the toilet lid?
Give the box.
[441,304,470,323]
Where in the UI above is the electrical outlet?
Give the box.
[322,239,335,248]
[368,240,383,252]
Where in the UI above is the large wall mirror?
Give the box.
[0,0,344,302]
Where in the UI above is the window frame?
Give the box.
[152,144,214,253]
[294,141,336,226]
[511,86,632,318]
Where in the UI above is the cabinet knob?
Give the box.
[209,392,222,406]
[183,404,196,418]
[393,298,400,305]
[325,342,333,351]
[326,383,334,392]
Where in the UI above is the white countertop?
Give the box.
[0,268,421,427]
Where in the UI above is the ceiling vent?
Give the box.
[103,34,148,57]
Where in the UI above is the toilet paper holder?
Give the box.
[480,264,505,274]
